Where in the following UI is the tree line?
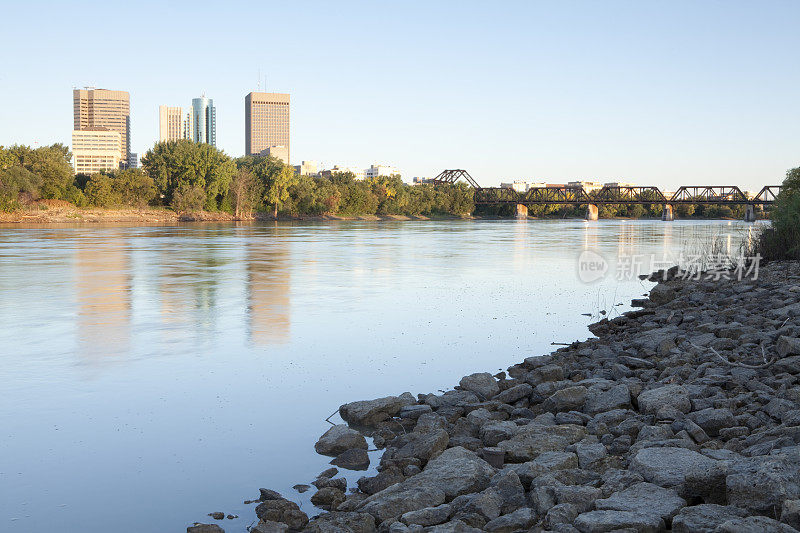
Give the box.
[0,141,473,217]
[0,140,778,220]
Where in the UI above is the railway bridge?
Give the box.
[430,169,782,222]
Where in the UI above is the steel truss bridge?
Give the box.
[430,169,782,206]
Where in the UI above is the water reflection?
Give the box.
[247,235,291,345]
[75,233,131,360]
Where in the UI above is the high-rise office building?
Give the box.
[71,128,123,174]
[191,97,216,146]
[73,88,130,162]
[245,92,290,161]
[158,106,188,142]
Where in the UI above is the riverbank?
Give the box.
[194,260,800,533]
[0,203,468,224]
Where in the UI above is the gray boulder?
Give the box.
[778,336,800,357]
[671,504,748,533]
[255,499,309,530]
[459,373,499,399]
[331,448,370,470]
[574,509,663,533]
[543,386,588,413]
[251,521,287,533]
[715,516,800,532]
[690,408,736,438]
[584,384,631,415]
[496,424,584,462]
[340,395,410,427]
[630,446,718,493]
[783,499,800,530]
[494,383,533,404]
[727,454,800,513]
[595,482,685,522]
[187,525,225,533]
[303,512,376,533]
[357,447,495,522]
[637,385,691,415]
[400,504,452,527]
[483,507,537,532]
[315,425,368,456]
[425,519,484,533]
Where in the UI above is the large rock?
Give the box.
[496,424,584,462]
[426,519,484,533]
[574,509,663,533]
[584,384,631,415]
[331,448,370,470]
[637,385,691,415]
[778,336,800,357]
[483,507,537,532]
[303,512,376,533]
[400,504,452,526]
[671,504,748,533]
[630,447,719,493]
[315,425,368,456]
[690,408,736,438]
[543,386,588,413]
[255,498,309,530]
[727,454,800,513]
[395,429,450,463]
[494,383,533,404]
[357,447,495,522]
[715,516,800,532]
[459,373,499,399]
[187,525,225,533]
[251,521,287,533]
[650,284,677,305]
[595,482,685,522]
[339,395,410,427]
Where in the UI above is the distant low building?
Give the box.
[500,181,549,192]
[294,160,318,176]
[71,128,122,175]
[604,181,635,188]
[568,180,604,193]
[320,165,365,180]
[365,164,400,179]
[412,177,435,185]
[259,145,289,165]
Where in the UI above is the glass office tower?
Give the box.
[191,97,216,146]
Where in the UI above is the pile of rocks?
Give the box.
[235,261,800,533]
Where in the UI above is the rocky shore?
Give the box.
[192,260,800,533]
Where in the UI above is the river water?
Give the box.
[0,219,754,532]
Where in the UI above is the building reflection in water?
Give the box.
[75,233,132,360]
[246,235,290,346]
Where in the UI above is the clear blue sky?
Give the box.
[0,0,797,190]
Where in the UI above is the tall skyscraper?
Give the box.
[71,128,123,174]
[191,97,216,146]
[158,106,187,142]
[245,92,290,161]
[73,88,130,162]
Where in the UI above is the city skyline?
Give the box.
[1,2,799,190]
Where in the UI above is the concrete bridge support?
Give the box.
[745,204,757,222]
[515,204,528,219]
[585,204,598,221]
[662,204,674,221]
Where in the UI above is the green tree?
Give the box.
[230,168,261,218]
[114,168,157,207]
[141,140,235,210]
[236,155,296,217]
[84,174,122,207]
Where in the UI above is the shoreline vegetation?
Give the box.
[0,141,791,224]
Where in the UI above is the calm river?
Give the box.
[0,219,754,532]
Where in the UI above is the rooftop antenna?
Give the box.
[257,68,261,91]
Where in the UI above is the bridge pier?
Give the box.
[585,204,598,221]
[662,204,674,221]
[745,204,757,222]
[515,204,528,219]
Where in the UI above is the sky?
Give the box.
[0,0,798,190]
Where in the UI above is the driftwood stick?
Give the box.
[688,342,778,369]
